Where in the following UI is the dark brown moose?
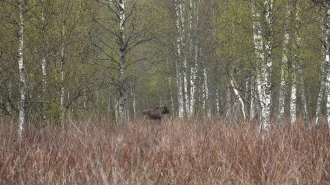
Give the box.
[142,105,169,120]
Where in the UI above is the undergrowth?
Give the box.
[0,118,329,184]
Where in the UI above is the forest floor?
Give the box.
[1,117,330,184]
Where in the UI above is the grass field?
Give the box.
[1,118,330,184]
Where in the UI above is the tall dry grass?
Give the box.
[0,118,329,184]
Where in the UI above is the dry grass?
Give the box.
[0,118,330,184]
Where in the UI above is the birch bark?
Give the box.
[290,2,297,124]
[252,1,263,121]
[41,0,47,126]
[230,77,246,121]
[252,0,273,130]
[316,2,330,127]
[216,86,220,117]
[203,68,211,118]
[118,0,127,124]
[17,0,26,139]
[290,70,297,124]
[261,0,273,130]
[251,2,263,122]
[167,60,175,115]
[325,3,330,128]
[175,0,185,118]
[278,2,290,124]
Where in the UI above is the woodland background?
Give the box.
[0,0,329,127]
[2,1,330,184]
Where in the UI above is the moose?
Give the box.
[142,105,169,120]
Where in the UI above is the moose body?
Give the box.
[142,105,169,120]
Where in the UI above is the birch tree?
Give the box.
[118,0,128,124]
[41,0,47,126]
[229,76,247,121]
[295,0,310,126]
[314,0,330,127]
[203,67,211,118]
[174,0,186,118]
[252,0,273,130]
[17,0,26,138]
[189,0,200,117]
[173,0,203,118]
[59,0,68,126]
[290,61,297,124]
[278,1,290,124]
[94,0,155,123]
[288,1,297,124]
[324,1,330,128]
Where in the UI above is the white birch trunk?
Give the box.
[216,86,220,117]
[167,60,175,115]
[261,0,273,130]
[278,2,290,124]
[179,1,189,116]
[252,0,273,130]
[175,0,184,118]
[251,2,264,122]
[203,68,211,118]
[183,59,189,115]
[230,77,246,121]
[290,78,297,124]
[17,0,26,139]
[41,0,47,126]
[250,76,260,120]
[299,66,309,125]
[177,62,184,118]
[315,79,326,126]
[316,4,330,127]
[118,0,127,124]
[188,0,200,117]
[325,4,330,128]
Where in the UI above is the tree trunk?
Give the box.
[287,2,297,124]
[216,86,220,118]
[175,0,185,118]
[316,3,330,127]
[176,60,184,118]
[179,2,189,116]
[250,76,260,121]
[131,86,136,120]
[60,0,67,126]
[252,2,263,124]
[203,68,211,118]
[251,2,263,123]
[230,77,246,121]
[299,66,309,126]
[325,3,330,128]
[167,60,175,116]
[41,0,47,126]
[278,2,290,124]
[118,0,127,124]
[252,0,273,130]
[260,0,273,130]
[295,1,310,127]
[290,76,297,124]
[189,0,194,116]
[17,0,26,139]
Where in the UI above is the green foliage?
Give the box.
[47,101,61,123]
[0,0,328,122]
